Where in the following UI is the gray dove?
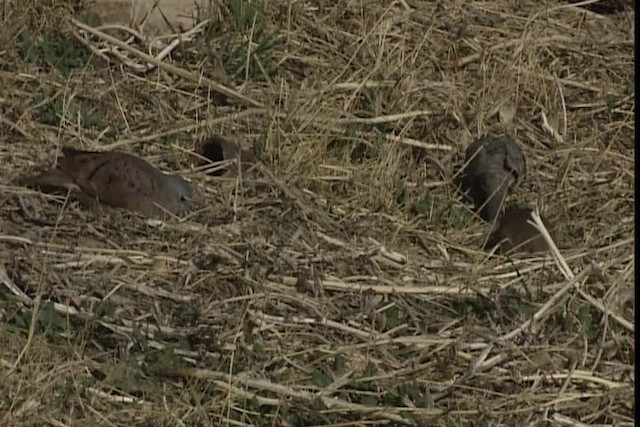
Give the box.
[485,207,554,254]
[193,135,256,177]
[460,135,526,222]
[17,147,192,217]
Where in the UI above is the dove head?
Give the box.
[164,174,193,213]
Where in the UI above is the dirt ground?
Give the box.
[87,0,204,35]
[0,0,634,425]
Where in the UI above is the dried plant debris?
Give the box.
[0,1,633,426]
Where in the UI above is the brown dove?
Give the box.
[459,135,526,222]
[485,207,554,254]
[193,135,256,177]
[17,147,192,217]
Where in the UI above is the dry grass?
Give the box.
[0,0,634,425]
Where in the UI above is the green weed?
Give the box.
[20,28,90,75]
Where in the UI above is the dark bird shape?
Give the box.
[568,0,633,15]
[485,207,554,254]
[17,147,192,217]
[459,135,526,222]
[193,135,256,177]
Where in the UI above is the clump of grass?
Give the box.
[200,0,280,82]
[19,28,90,75]
[33,91,105,128]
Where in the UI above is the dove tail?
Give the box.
[16,170,79,192]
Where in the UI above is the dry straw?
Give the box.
[0,0,634,425]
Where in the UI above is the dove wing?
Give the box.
[57,150,166,213]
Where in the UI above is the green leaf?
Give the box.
[363,361,377,377]
[311,368,331,388]
[333,354,346,376]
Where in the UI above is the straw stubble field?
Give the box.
[0,0,634,425]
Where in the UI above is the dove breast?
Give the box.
[161,173,193,214]
[485,207,554,254]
